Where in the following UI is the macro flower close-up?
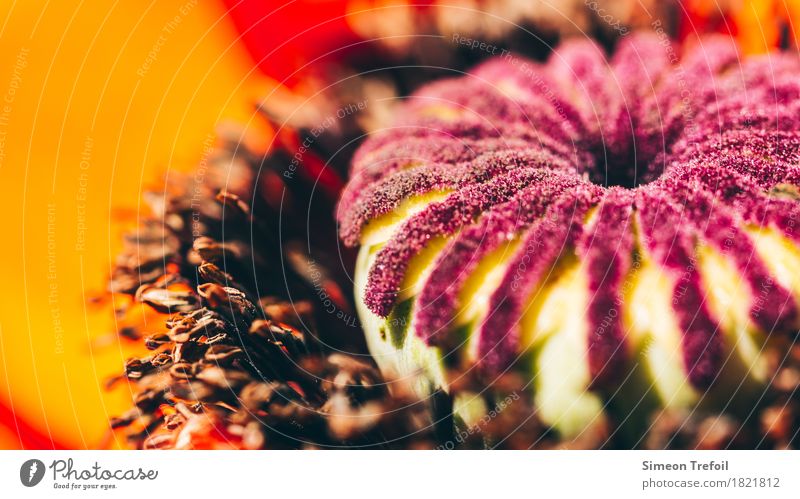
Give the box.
[2,2,800,494]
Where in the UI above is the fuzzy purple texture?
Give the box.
[635,188,723,387]
[337,33,800,384]
[668,182,799,332]
[577,188,635,385]
[363,168,572,316]
[475,190,600,373]
[339,148,574,246]
[412,172,585,344]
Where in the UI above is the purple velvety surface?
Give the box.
[337,33,800,385]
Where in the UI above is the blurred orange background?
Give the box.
[1,0,799,450]
[0,0,269,449]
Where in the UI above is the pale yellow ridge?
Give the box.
[360,190,453,246]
